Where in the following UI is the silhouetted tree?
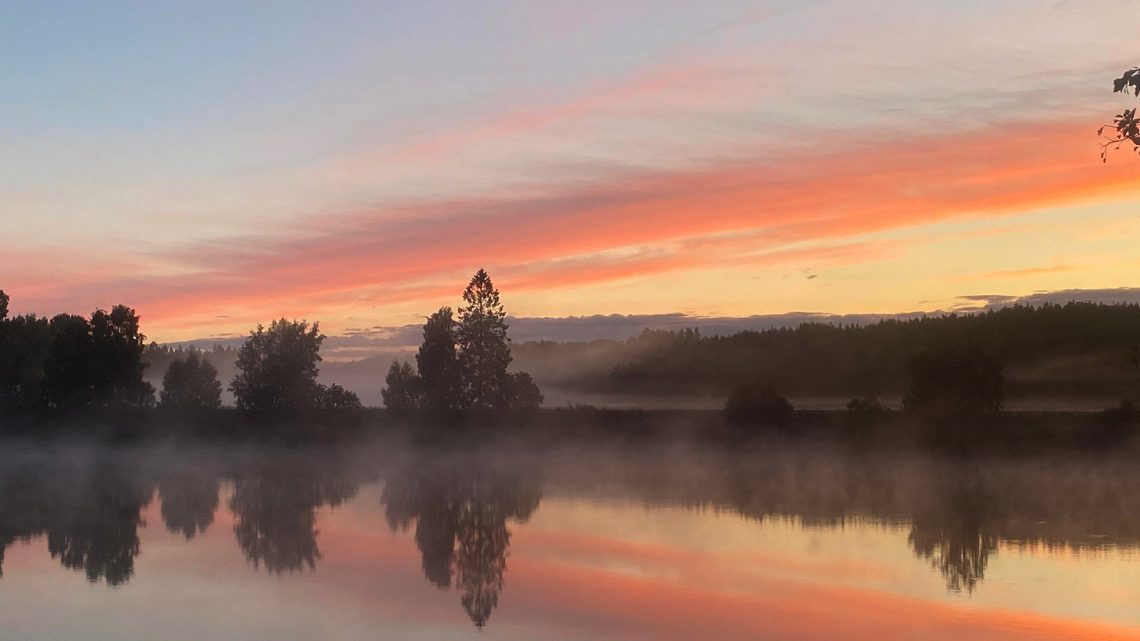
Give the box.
[230,319,324,411]
[42,314,96,410]
[0,289,7,320]
[417,307,463,410]
[382,361,421,410]
[725,381,793,427]
[89,305,154,407]
[35,306,154,410]
[1100,67,1140,161]
[0,307,52,409]
[505,371,543,410]
[317,383,362,410]
[457,270,513,410]
[903,343,1003,417]
[160,352,222,409]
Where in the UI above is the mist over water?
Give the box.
[1,424,1139,640]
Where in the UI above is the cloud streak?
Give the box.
[6,110,1140,339]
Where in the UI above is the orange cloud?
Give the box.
[10,114,1140,339]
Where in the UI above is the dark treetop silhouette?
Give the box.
[229,318,361,412]
[383,270,543,411]
[0,294,154,411]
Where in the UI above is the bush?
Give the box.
[725,382,793,427]
[845,396,886,432]
[318,383,362,410]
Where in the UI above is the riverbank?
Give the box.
[0,406,1135,454]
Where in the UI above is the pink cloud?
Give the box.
[6,114,1138,338]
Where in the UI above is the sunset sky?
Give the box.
[2,1,1139,342]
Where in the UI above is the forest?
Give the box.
[516,302,1140,404]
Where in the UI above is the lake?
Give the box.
[0,433,1138,640]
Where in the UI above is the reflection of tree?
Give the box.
[908,487,1000,593]
[383,464,541,627]
[45,464,152,585]
[0,462,49,578]
[159,471,220,539]
[229,466,358,574]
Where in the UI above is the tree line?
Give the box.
[0,269,541,414]
[568,302,1140,399]
[0,293,154,410]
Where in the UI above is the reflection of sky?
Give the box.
[0,485,1138,641]
[2,2,1139,341]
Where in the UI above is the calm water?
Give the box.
[1,436,1138,641]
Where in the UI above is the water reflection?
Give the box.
[158,469,219,540]
[0,441,1139,629]
[908,487,1001,592]
[0,456,150,585]
[230,461,359,574]
[46,462,150,585]
[382,460,541,627]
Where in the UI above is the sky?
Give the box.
[2,0,1139,342]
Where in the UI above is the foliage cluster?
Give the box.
[0,292,154,410]
[228,319,361,411]
[724,381,794,428]
[384,270,543,411]
[1100,67,1140,161]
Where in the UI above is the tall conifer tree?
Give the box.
[456,270,512,410]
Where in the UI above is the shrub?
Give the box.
[725,382,793,427]
[845,396,886,432]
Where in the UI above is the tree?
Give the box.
[230,319,324,411]
[505,372,543,410]
[160,352,222,410]
[0,290,8,320]
[417,307,463,410]
[0,302,52,409]
[382,361,421,410]
[724,381,794,427]
[89,305,154,408]
[42,314,96,410]
[903,343,1003,417]
[456,270,513,410]
[1099,67,1140,161]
